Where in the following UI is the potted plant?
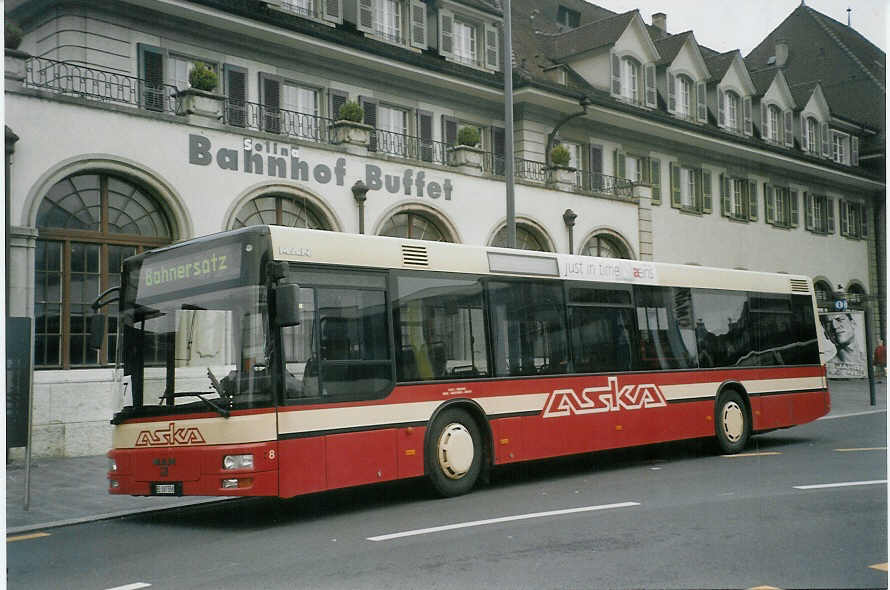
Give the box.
[5,22,28,83]
[547,144,577,189]
[330,100,373,148]
[448,126,484,171]
[175,62,224,119]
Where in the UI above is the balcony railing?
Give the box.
[18,56,636,200]
[24,55,177,113]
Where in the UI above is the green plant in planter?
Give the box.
[457,126,481,147]
[6,22,24,51]
[550,144,571,167]
[188,62,218,92]
[338,101,365,123]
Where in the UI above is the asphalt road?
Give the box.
[8,412,887,590]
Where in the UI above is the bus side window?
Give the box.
[281,287,317,398]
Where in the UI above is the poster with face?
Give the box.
[820,311,867,378]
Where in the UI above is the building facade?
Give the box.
[5,0,884,457]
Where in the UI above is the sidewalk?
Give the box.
[6,378,886,535]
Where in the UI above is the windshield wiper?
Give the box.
[159,390,230,418]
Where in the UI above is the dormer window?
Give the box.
[804,116,818,155]
[726,91,739,130]
[768,104,781,142]
[438,4,500,72]
[556,6,580,28]
[376,0,402,42]
[358,0,428,51]
[676,75,692,117]
[611,52,656,108]
[453,17,477,64]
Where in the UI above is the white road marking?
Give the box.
[367,501,640,541]
[103,583,151,590]
[793,480,887,490]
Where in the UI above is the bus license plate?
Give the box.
[153,483,179,495]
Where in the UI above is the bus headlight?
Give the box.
[109,458,118,472]
[222,454,254,470]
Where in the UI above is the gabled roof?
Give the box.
[653,31,693,65]
[545,10,637,60]
[704,51,738,80]
[745,3,884,133]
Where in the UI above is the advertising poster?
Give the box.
[820,311,867,378]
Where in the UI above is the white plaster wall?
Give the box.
[720,60,748,96]
[669,42,707,80]
[566,48,610,93]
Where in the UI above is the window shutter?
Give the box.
[760,102,768,139]
[701,169,712,213]
[590,145,603,175]
[139,44,166,112]
[492,125,505,175]
[694,169,704,211]
[360,96,378,151]
[260,74,281,134]
[670,163,681,208]
[224,64,247,127]
[667,71,676,112]
[821,122,830,157]
[357,0,374,33]
[640,156,651,184]
[439,9,454,56]
[764,184,775,224]
[861,205,868,237]
[804,193,814,230]
[784,111,794,148]
[839,199,849,236]
[747,180,758,221]
[650,158,661,204]
[330,90,347,120]
[743,96,752,136]
[613,149,626,179]
[611,52,621,96]
[717,88,725,126]
[851,136,860,166]
[484,23,499,70]
[410,0,427,49]
[442,115,458,146]
[719,173,729,216]
[418,110,434,162]
[323,0,343,23]
[644,63,656,107]
[826,197,835,233]
[790,190,799,227]
[696,81,707,122]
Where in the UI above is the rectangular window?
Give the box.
[376,0,402,43]
[488,281,568,377]
[840,200,866,239]
[281,0,314,18]
[768,106,780,143]
[556,5,580,28]
[622,58,640,104]
[670,163,703,213]
[394,274,489,381]
[806,193,834,234]
[569,285,636,373]
[453,18,478,65]
[35,240,63,367]
[727,93,739,131]
[720,175,753,221]
[634,286,697,370]
[681,166,696,208]
[282,82,319,139]
[731,179,745,218]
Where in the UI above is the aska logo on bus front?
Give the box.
[543,376,667,418]
[135,422,207,447]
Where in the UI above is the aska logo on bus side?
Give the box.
[135,422,207,447]
[543,376,667,418]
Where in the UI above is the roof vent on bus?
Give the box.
[790,279,810,293]
[401,244,429,267]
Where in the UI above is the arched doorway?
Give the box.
[580,232,632,259]
[378,211,452,242]
[490,223,551,251]
[231,193,330,229]
[35,172,174,367]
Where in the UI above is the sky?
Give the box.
[592,0,887,55]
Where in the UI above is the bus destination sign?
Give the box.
[137,243,242,300]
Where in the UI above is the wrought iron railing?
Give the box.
[24,55,177,113]
[580,171,634,198]
[20,56,636,199]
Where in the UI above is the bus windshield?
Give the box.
[120,284,276,414]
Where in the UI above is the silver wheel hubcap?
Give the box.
[722,401,745,443]
[437,423,474,479]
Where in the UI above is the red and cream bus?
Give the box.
[103,225,830,498]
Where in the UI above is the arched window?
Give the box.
[581,234,630,259]
[676,75,693,117]
[490,224,549,251]
[35,173,173,368]
[379,211,451,242]
[814,280,832,306]
[725,90,740,131]
[621,57,641,104]
[232,194,328,229]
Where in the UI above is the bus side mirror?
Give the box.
[276,283,301,327]
[87,314,106,350]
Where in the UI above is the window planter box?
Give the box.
[329,120,372,148]
[447,144,484,172]
[5,49,28,83]
[175,88,224,119]
[547,165,578,191]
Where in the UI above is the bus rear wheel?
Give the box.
[715,390,750,454]
[426,408,482,497]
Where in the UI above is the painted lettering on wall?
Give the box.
[188,134,454,200]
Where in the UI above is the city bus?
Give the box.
[101,225,830,498]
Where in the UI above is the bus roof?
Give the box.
[268,226,812,295]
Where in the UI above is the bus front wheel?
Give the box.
[426,408,482,497]
[715,390,750,454]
